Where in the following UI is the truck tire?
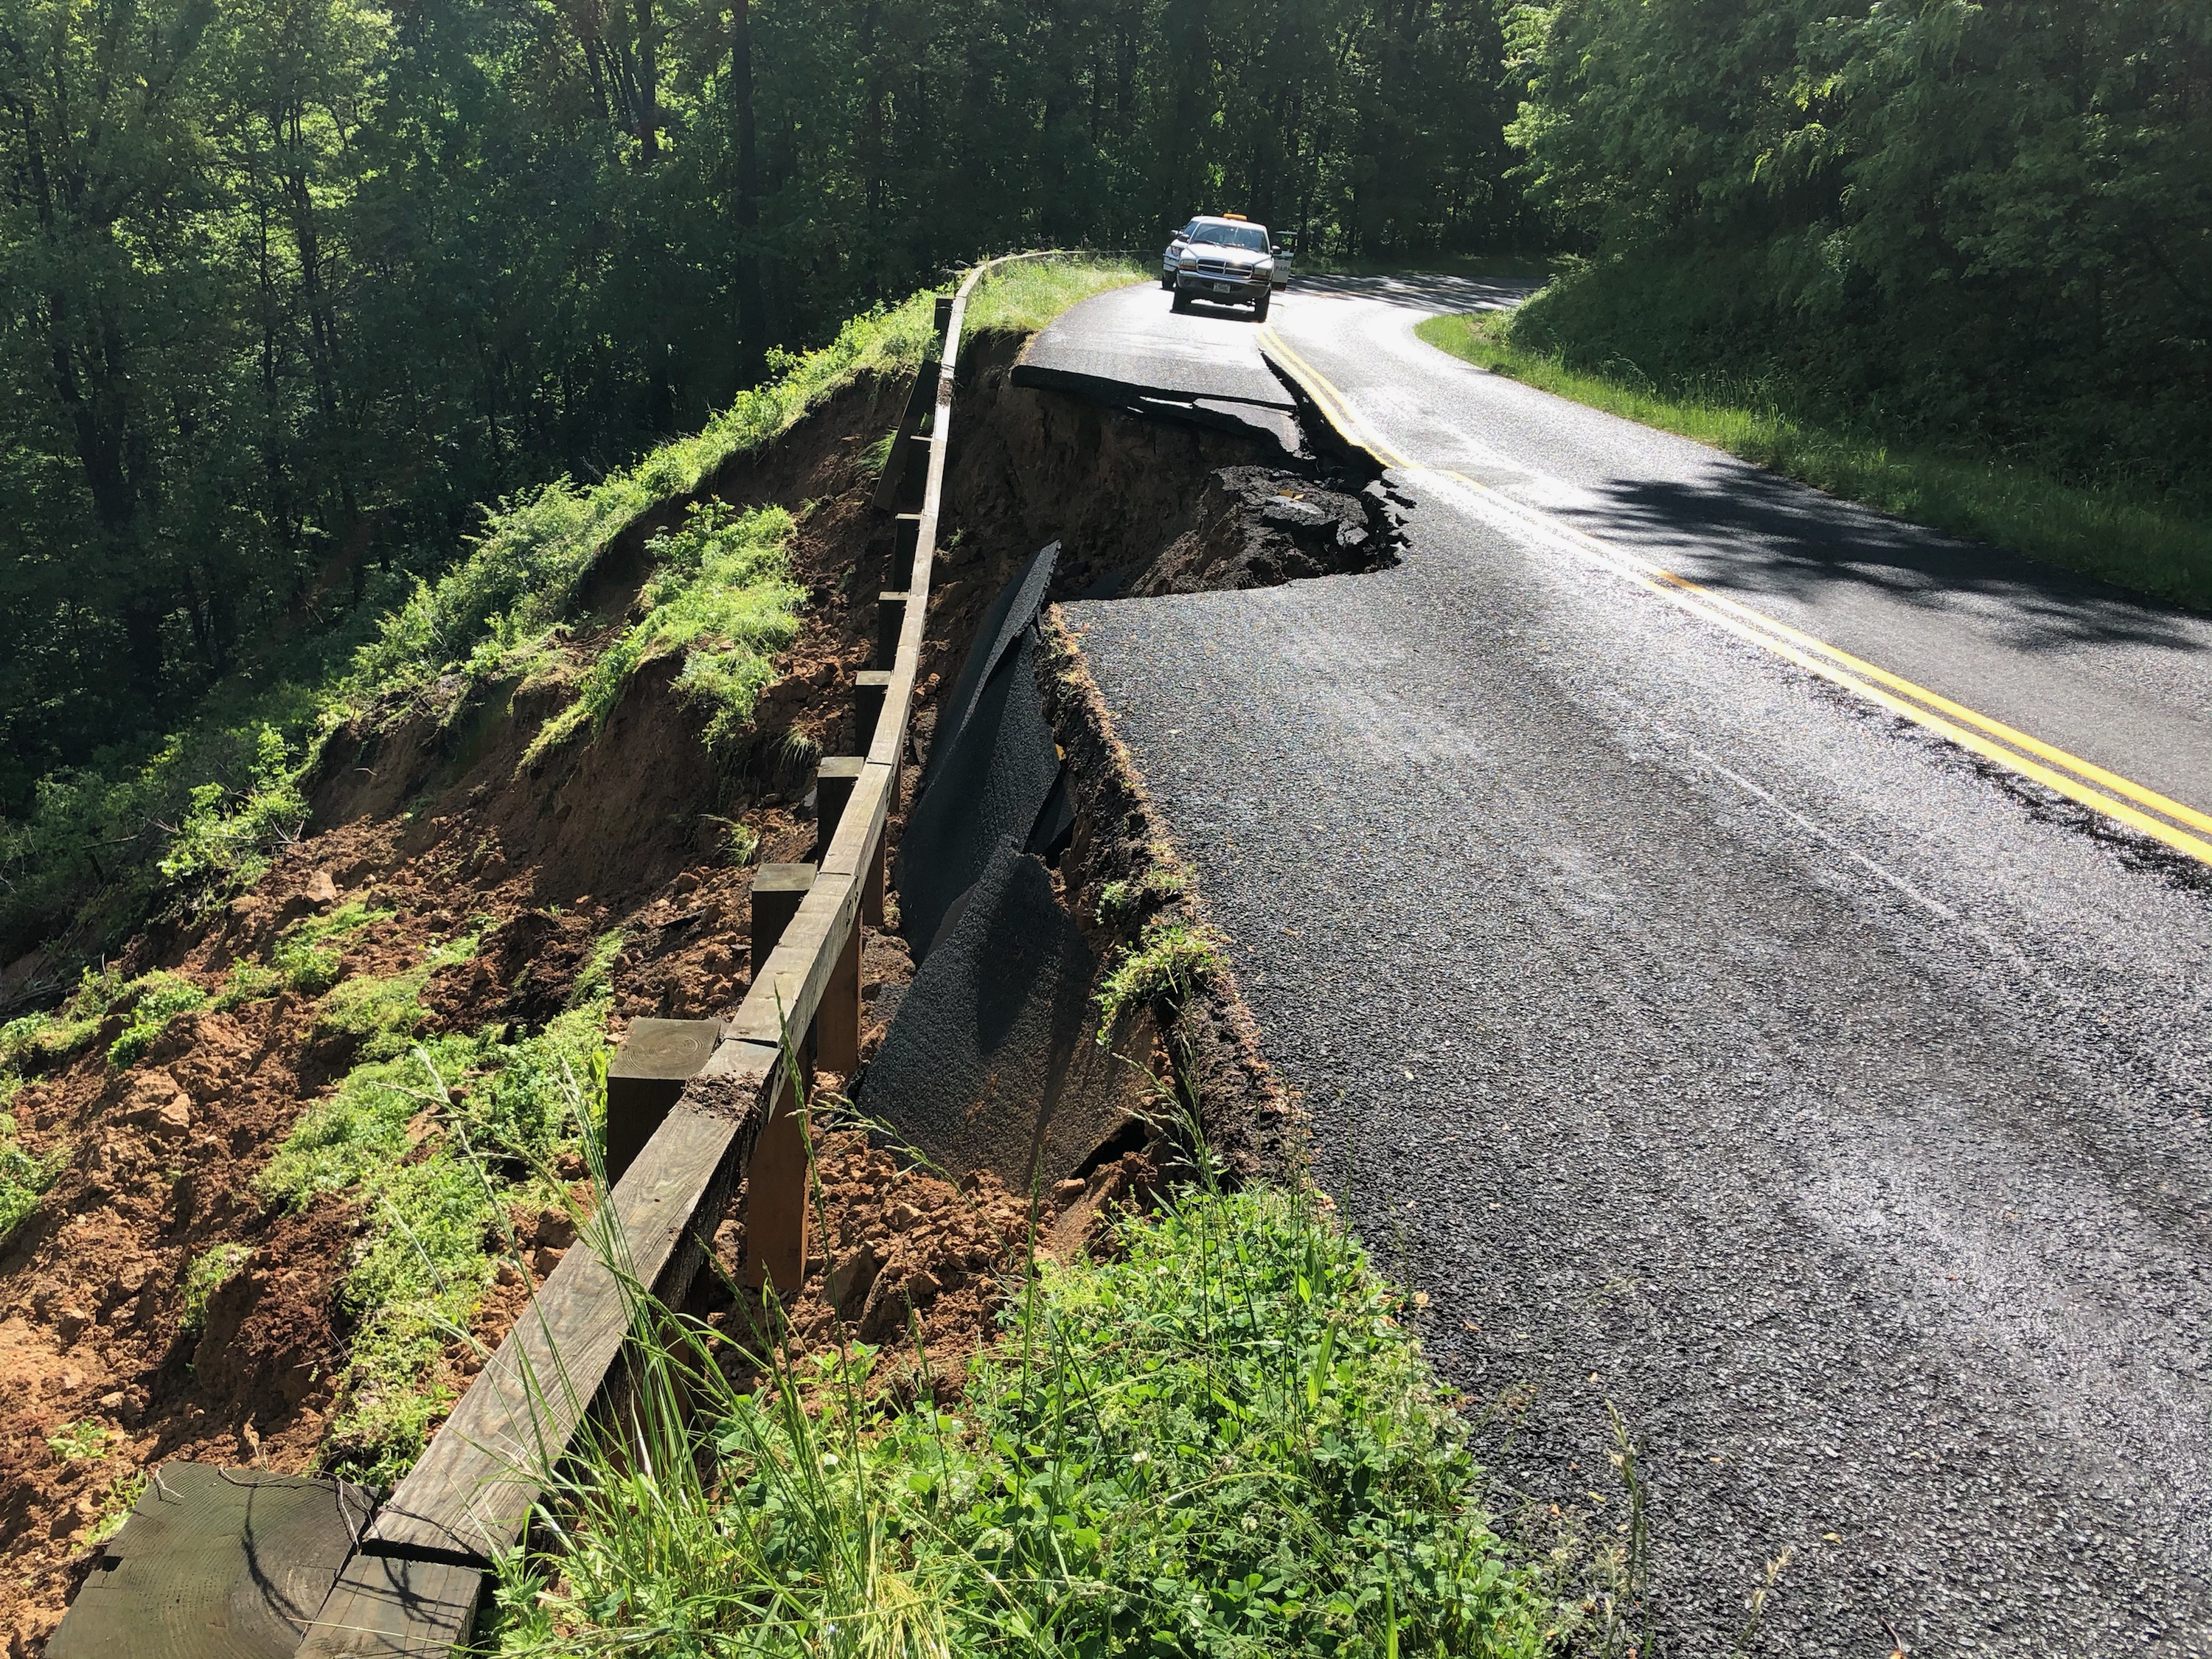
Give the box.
[1252,289,1270,322]
[1160,271,1175,291]
[1170,285,1191,314]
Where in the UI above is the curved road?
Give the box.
[1041,276,2212,1655]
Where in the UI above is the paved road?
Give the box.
[1054,275,2212,1655]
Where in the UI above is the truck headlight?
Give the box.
[1253,260,1274,276]
[1179,254,1197,269]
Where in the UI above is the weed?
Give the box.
[566,930,625,1012]
[0,1130,64,1239]
[85,1470,146,1545]
[107,971,209,1068]
[862,428,898,476]
[1,967,128,1074]
[270,902,393,994]
[155,723,310,908]
[1095,915,1230,1040]
[181,1242,253,1333]
[215,961,282,1009]
[46,1420,115,1462]
[1095,857,1187,921]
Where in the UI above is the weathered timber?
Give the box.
[604,1018,721,1184]
[293,1554,484,1658]
[361,1067,771,1565]
[814,756,865,857]
[875,591,908,669]
[853,669,891,750]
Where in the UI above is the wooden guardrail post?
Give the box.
[875,591,907,668]
[891,512,921,585]
[603,1019,722,1184]
[745,864,816,1294]
[854,669,891,748]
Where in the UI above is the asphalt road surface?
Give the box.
[1051,275,2212,1655]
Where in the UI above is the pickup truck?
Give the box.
[1159,215,1287,319]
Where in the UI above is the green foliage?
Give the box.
[107,972,212,1068]
[86,1471,147,1546]
[45,1420,116,1463]
[1096,917,1231,1040]
[1419,309,2212,608]
[271,903,393,995]
[1,967,129,1076]
[313,928,482,1060]
[262,1003,608,1485]
[181,1242,254,1334]
[1506,0,2212,548]
[155,725,312,905]
[215,962,284,1010]
[1096,858,1189,922]
[487,1187,1549,1657]
[965,256,1152,337]
[0,1127,66,1241]
[526,504,805,762]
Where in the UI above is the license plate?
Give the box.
[1211,282,1232,293]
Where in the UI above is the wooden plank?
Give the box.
[294,1553,484,1657]
[363,1058,771,1564]
[724,868,861,1048]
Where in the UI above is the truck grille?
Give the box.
[1193,257,1242,279]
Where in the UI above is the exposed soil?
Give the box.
[1,327,1321,1654]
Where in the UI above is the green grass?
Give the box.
[1095,916,1230,1042]
[311,926,484,1061]
[525,501,806,761]
[269,902,393,995]
[260,970,614,1484]
[964,253,1149,335]
[484,1180,1553,1657]
[1416,309,2212,611]
[106,971,210,1068]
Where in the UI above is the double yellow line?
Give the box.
[1257,325,2212,867]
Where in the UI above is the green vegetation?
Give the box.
[526,503,807,761]
[964,256,1149,336]
[1505,0,2209,605]
[1096,917,1231,1040]
[260,1000,610,1484]
[45,1420,116,1463]
[0,1124,65,1241]
[107,973,211,1068]
[271,903,394,995]
[313,928,484,1062]
[487,1184,1551,1656]
[1419,311,2212,608]
[1095,858,1189,921]
[181,1242,254,1335]
[86,1472,147,1547]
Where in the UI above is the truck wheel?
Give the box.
[1161,272,1176,291]
[1170,286,1190,313]
[1252,289,1271,322]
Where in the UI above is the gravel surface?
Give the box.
[1050,277,2212,1655]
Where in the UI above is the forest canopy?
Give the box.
[0,0,1526,806]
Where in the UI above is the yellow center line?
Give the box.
[1258,324,2212,867]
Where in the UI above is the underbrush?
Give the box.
[1417,305,2212,611]
[257,933,619,1484]
[484,1170,1552,1656]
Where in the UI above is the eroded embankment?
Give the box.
[0,327,1380,1652]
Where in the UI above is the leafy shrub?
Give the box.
[107,971,210,1068]
[45,1419,115,1462]
[155,723,310,905]
[215,962,282,1009]
[0,1133,65,1240]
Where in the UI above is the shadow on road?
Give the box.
[1290,272,1535,311]
[1557,467,2208,656]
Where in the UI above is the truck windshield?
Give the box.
[1192,223,1267,252]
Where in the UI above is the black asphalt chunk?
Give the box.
[863,838,1141,1188]
[897,625,1060,958]
[920,541,1058,801]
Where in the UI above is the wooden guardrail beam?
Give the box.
[307,250,1061,1657]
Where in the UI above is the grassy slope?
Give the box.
[0,255,1144,982]
[1416,309,2212,612]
